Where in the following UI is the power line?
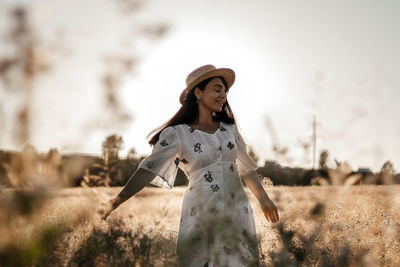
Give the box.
[311,114,321,170]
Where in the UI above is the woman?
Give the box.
[101,65,279,266]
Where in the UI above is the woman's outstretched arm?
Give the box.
[242,170,279,222]
[100,168,156,220]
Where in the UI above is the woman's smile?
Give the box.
[216,99,225,106]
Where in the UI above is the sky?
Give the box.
[1,0,399,172]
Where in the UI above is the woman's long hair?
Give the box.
[148,76,236,145]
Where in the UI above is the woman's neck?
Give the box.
[196,106,216,125]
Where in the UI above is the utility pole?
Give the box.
[311,114,320,170]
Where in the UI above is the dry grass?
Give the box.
[2,185,397,266]
[253,185,400,266]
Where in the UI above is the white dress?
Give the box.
[138,121,259,266]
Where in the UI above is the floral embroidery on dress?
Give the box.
[204,171,213,182]
[244,206,249,214]
[242,229,249,238]
[181,158,189,164]
[174,157,179,167]
[194,143,202,153]
[146,161,154,169]
[209,207,218,214]
[191,234,202,243]
[210,184,220,192]
[189,127,195,133]
[219,124,227,131]
[225,217,233,225]
[160,140,169,147]
[190,207,197,216]
[229,192,235,199]
[230,163,235,172]
[223,246,232,254]
[218,146,222,151]
[227,141,235,150]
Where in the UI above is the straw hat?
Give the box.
[179,65,235,104]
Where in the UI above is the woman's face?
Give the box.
[195,77,227,113]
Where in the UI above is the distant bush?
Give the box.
[258,161,318,186]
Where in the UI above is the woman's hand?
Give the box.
[261,198,279,223]
[98,198,118,221]
[241,171,280,223]
[97,168,156,221]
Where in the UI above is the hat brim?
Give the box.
[179,68,235,104]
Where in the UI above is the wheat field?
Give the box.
[1,184,399,266]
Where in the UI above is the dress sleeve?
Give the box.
[232,123,258,177]
[137,126,181,189]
